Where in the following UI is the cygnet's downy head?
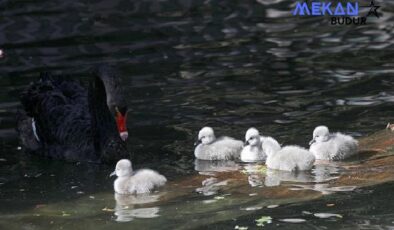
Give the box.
[110,159,133,177]
[244,127,261,146]
[309,126,330,145]
[195,127,216,145]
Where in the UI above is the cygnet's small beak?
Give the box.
[194,139,202,146]
[309,139,315,145]
[109,171,116,177]
[120,131,128,141]
[243,140,249,147]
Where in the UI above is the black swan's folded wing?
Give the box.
[19,77,97,161]
[19,72,129,163]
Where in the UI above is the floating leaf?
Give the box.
[234,225,248,230]
[214,196,225,200]
[255,216,272,227]
[326,203,335,207]
[267,205,279,209]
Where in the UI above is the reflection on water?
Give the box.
[242,164,266,187]
[194,159,240,173]
[1,0,394,229]
[114,193,161,222]
[264,169,314,187]
[248,174,265,187]
[115,207,160,222]
[194,160,357,195]
[239,162,352,195]
[195,177,230,196]
[313,162,341,183]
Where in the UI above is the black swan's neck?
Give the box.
[88,75,127,162]
[94,66,126,111]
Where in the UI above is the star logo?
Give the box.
[361,0,381,18]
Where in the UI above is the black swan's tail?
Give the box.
[16,109,41,152]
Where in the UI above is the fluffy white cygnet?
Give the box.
[265,145,315,172]
[110,159,167,194]
[240,127,281,162]
[309,126,358,160]
[194,127,243,160]
[265,145,315,171]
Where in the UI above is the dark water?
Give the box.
[1,0,394,229]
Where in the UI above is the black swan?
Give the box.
[16,66,130,163]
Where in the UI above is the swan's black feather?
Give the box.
[18,71,129,163]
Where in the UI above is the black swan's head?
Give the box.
[94,66,129,141]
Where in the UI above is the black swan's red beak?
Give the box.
[116,111,128,141]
